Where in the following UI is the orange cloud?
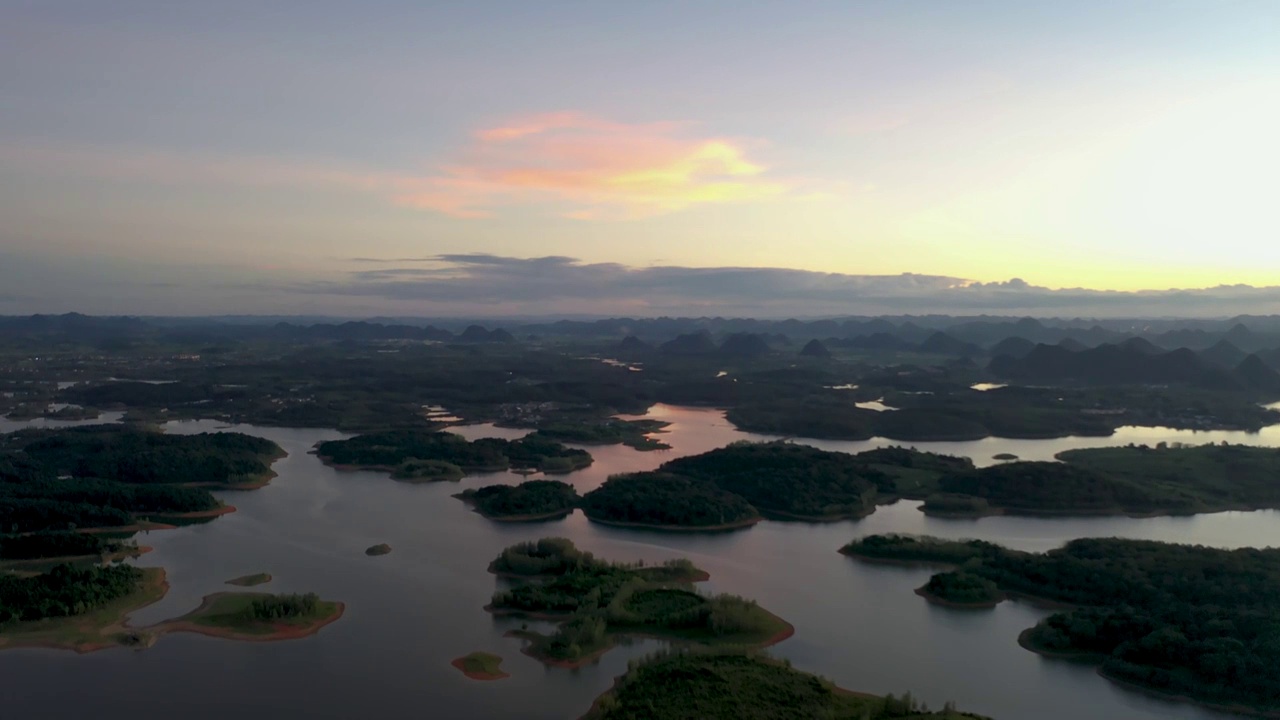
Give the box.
[396,113,789,219]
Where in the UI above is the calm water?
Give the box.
[1,404,1276,719]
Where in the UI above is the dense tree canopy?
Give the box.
[581,472,760,529]
[844,534,1280,713]
[458,480,579,519]
[0,564,142,625]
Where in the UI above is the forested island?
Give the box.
[456,480,580,521]
[910,443,1280,518]
[314,430,592,478]
[0,563,341,650]
[567,442,981,530]
[580,473,761,530]
[0,426,284,543]
[582,651,989,720]
[842,534,1280,715]
[451,651,509,681]
[529,418,671,451]
[487,539,788,667]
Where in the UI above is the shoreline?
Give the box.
[913,585,1003,609]
[151,593,346,643]
[450,654,510,681]
[1018,629,1280,719]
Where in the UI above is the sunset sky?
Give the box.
[2,1,1279,316]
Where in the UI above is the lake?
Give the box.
[1,404,1274,719]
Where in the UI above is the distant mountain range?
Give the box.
[4,313,1280,373]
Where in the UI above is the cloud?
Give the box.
[2,112,799,220]
[392,113,790,219]
[290,255,1280,317]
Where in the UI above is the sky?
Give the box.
[2,0,1279,318]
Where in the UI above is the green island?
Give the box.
[225,573,272,587]
[0,426,283,551]
[581,651,990,720]
[842,534,1280,715]
[487,539,785,667]
[529,418,671,451]
[152,591,344,643]
[314,430,592,477]
[574,442,977,530]
[992,453,1019,461]
[911,443,1280,518]
[0,564,342,651]
[451,651,509,681]
[365,543,392,556]
[915,572,1003,608]
[455,479,580,521]
[581,473,761,530]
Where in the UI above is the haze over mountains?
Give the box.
[6,313,1280,388]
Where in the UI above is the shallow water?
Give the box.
[0,404,1272,720]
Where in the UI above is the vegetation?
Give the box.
[0,531,124,561]
[0,426,281,535]
[489,537,593,577]
[1055,442,1280,513]
[531,418,671,451]
[451,651,508,680]
[844,534,1280,714]
[918,572,1002,607]
[175,591,342,636]
[0,563,143,625]
[581,473,760,529]
[316,430,591,475]
[456,479,579,520]
[390,459,464,482]
[912,444,1280,518]
[0,566,167,652]
[365,543,392,556]
[661,442,881,520]
[583,651,989,720]
[487,539,780,665]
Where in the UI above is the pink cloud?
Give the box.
[0,112,799,220]
[397,113,790,219]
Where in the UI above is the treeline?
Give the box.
[584,651,988,720]
[0,426,280,538]
[844,534,1280,713]
[0,531,123,561]
[248,593,320,621]
[916,443,1280,517]
[315,430,591,475]
[489,538,780,664]
[581,473,759,529]
[0,564,142,625]
[457,480,579,519]
[7,425,281,486]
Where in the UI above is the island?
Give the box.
[842,534,1280,716]
[451,651,509,681]
[529,418,671,451]
[580,472,760,531]
[487,539,785,667]
[225,573,272,587]
[0,425,284,540]
[455,480,580,521]
[365,543,392,556]
[0,564,342,651]
[151,591,344,643]
[910,443,1280,519]
[658,441,884,521]
[314,430,592,477]
[581,651,990,720]
[915,571,1003,608]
